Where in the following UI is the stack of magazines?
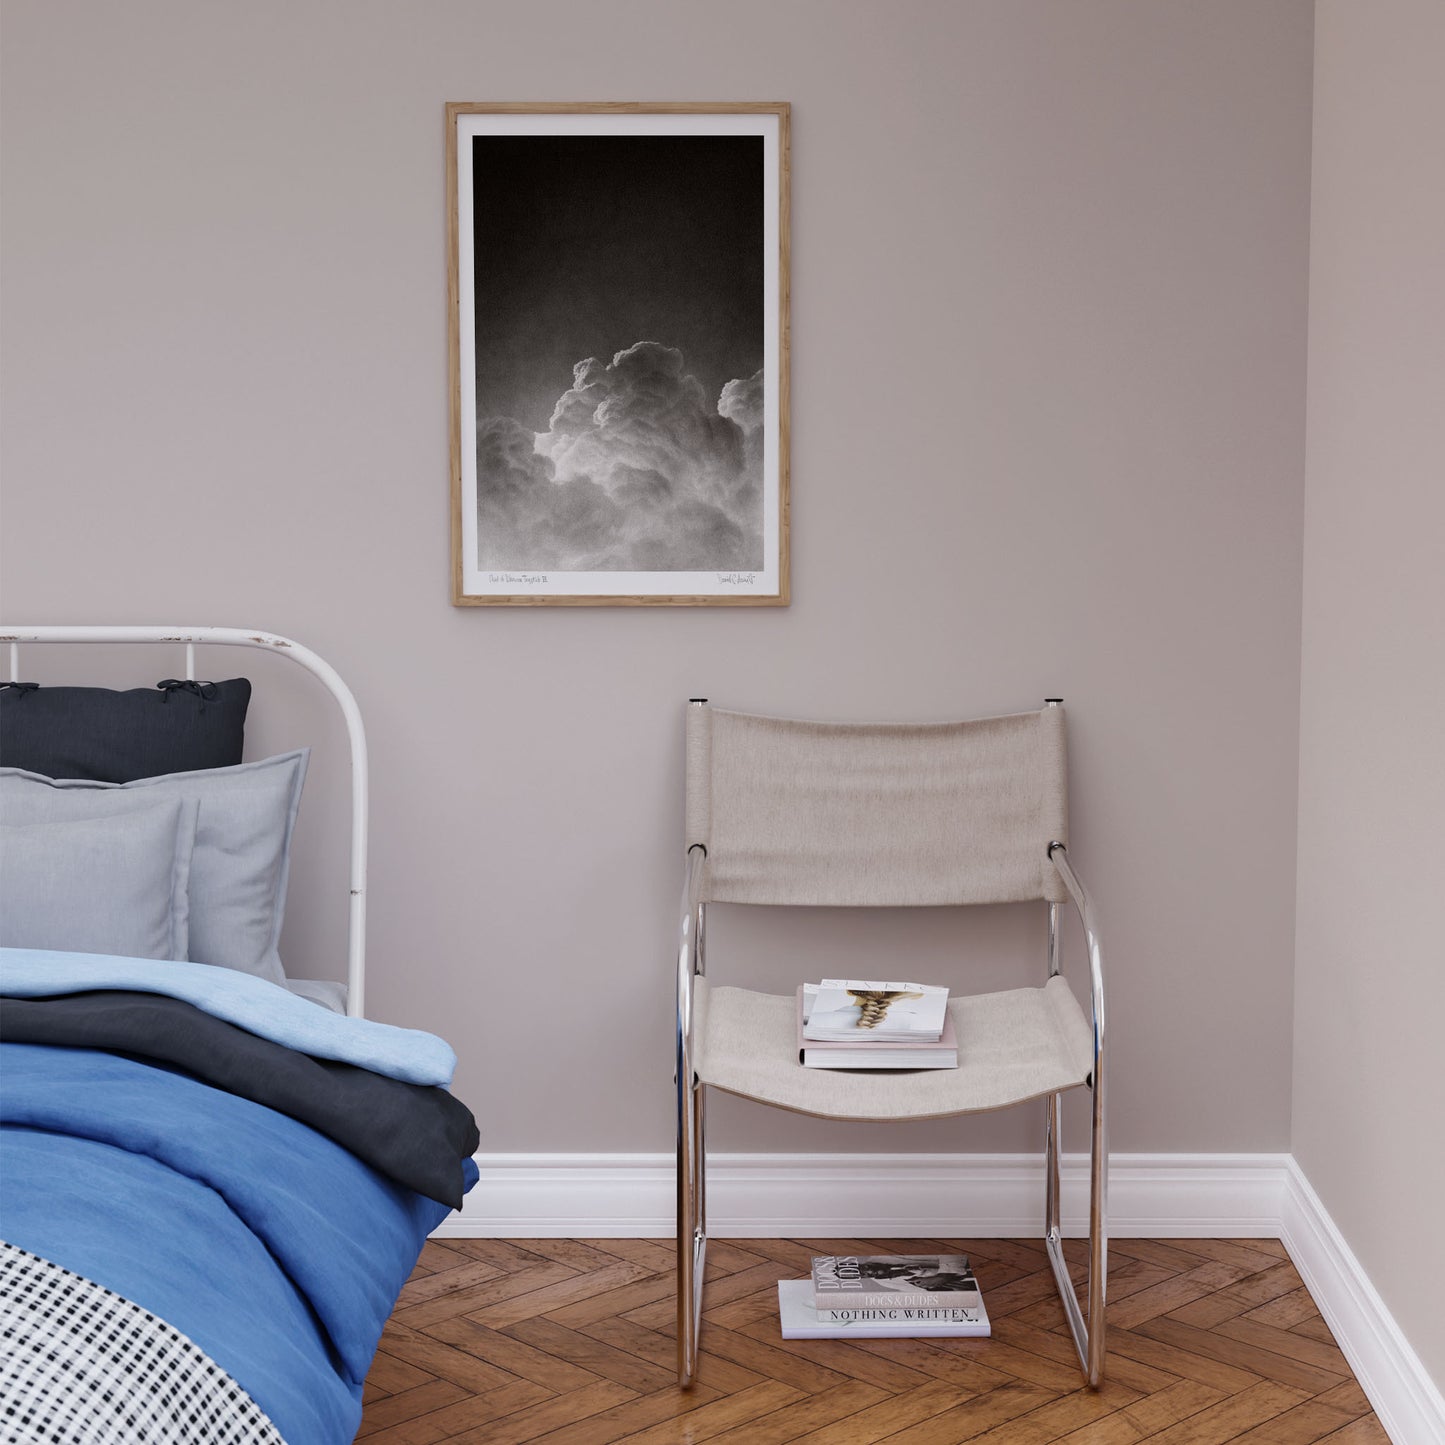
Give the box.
[797,979,956,1069]
[777,1253,990,1338]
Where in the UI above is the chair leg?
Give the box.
[677,1078,708,1387]
[1043,1087,1108,1387]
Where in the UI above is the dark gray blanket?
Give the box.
[0,991,479,1207]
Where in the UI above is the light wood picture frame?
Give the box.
[448,102,790,606]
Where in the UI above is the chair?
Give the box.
[674,699,1107,1387]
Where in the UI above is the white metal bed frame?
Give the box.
[0,626,369,1019]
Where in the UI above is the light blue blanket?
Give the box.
[0,947,455,1086]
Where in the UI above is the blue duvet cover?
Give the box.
[0,950,478,1445]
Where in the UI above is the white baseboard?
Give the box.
[435,1150,1444,1442]
[1281,1159,1445,1445]
[437,1150,1291,1239]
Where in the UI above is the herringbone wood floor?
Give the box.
[358,1237,1389,1444]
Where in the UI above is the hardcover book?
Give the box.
[803,979,949,1043]
[811,1254,981,1309]
[796,988,958,1069]
[777,1280,990,1339]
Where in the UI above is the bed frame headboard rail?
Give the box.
[0,625,369,1018]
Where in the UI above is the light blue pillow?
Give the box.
[0,751,307,985]
[0,797,197,960]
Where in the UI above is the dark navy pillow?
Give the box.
[0,679,251,782]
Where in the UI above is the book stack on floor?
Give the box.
[777,1254,990,1338]
[798,979,956,1069]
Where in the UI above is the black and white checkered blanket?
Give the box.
[0,1241,285,1445]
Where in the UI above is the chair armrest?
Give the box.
[1047,843,1106,1081]
[676,845,707,1085]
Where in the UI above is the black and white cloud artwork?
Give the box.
[469,133,766,573]
[477,343,763,571]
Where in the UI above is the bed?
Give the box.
[0,627,479,1445]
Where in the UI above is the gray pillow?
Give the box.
[0,796,197,960]
[0,751,308,985]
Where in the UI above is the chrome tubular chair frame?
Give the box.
[1046,841,1108,1388]
[673,701,1109,1391]
[675,844,708,1386]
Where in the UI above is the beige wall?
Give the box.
[1294,0,1445,1388]
[0,0,1312,1155]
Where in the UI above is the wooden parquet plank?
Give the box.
[1167,1288,1265,1330]
[393,1263,581,1330]
[848,1334,1020,1395]
[1107,1261,1257,1331]
[685,1322,856,1393]
[417,1240,481,1272]
[468,1263,654,1330]
[1052,1413,1145,1443]
[599,1381,806,1445]
[1106,1325,1268,1394]
[1226,1393,1370,1443]
[705,1237,816,1274]
[784,1379,980,1444]
[980,1264,1089,1319]
[374,1321,523,1394]
[442,1382,640,1445]
[1310,1380,1375,1418]
[705,1295,791,1333]
[1292,1316,1344,1345]
[362,1378,554,1445]
[363,1349,436,1399]
[699,1239,784,1275]
[503,1317,678,1395]
[1108,1239,1244,1274]
[438,1238,564,1270]
[1231,1236,1291,1259]
[416,1317,601,1392]
[989,1316,1180,1396]
[697,1263,800,1310]
[1212,1261,1308,1310]
[575,1239,674,1273]
[867,1381,1057,1443]
[359,1239,1391,1445]
[420,1316,604,1393]
[521,1385,725,1445]
[1215,1316,1352,1375]
[1099,1259,1179,1303]
[503,1238,630,1274]
[704,1380,892,1444]
[1134,1380,1313,1444]
[1316,1418,1392,1443]
[963,1377,1142,1443]
[397,1259,504,1308]
[538,1272,678,1330]
[732,1314,943,1393]
[1136,1317,1347,1394]
[1248,1294,1323,1323]
[354,1380,472,1436]
[1119,1377,1226,1434]
[575,1314,771,1395]
[1154,1238,1291,1274]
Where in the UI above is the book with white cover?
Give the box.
[812,1253,981,1309]
[796,988,958,1069]
[776,1280,990,1339]
[803,979,949,1043]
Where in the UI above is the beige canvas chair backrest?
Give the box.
[686,704,1068,906]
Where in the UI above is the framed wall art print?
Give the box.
[448,102,790,605]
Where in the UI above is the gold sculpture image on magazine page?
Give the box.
[846,990,923,1029]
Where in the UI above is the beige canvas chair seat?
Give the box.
[695,978,1092,1120]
